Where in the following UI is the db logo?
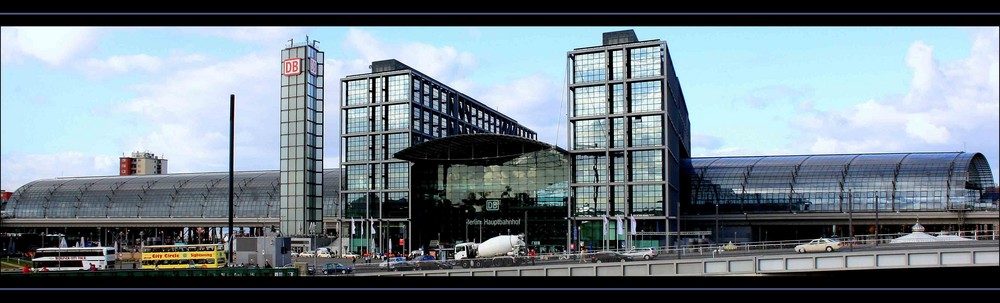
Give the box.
[283,58,302,76]
[486,199,500,211]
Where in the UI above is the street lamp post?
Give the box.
[848,189,854,251]
[875,191,879,246]
[714,203,719,243]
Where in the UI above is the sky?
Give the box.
[1,26,998,191]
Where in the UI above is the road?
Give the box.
[293,240,999,276]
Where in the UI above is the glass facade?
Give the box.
[687,152,997,215]
[402,136,569,254]
[5,170,341,221]
[339,60,536,255]
[280,42,324,236]
[567,31,691,250]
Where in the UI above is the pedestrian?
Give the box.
[351,256,356,265]
[528,249,536,265]
[22,265,30,274]
[265,260,273,269]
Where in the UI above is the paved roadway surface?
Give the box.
[293,240,999,276]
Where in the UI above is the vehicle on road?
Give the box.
[622,247,658,260]
[379,257,414,271]
[341,251,360,259]
[414,260,453,271]
[323,262,353,275]
[316,247,334,258]
[140,243,224,269]
[454,235,529,268]
[794,238,843,253]
[588,251,630,263]
[32,246,117,271]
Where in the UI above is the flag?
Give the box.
[630,216,637,235]
[602,216,608,235]
[616,216,624,235]
[351,218,356,235]
[370,218,376,234]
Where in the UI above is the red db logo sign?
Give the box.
[282,58,302,76]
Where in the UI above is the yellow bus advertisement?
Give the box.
[140,244,226,269]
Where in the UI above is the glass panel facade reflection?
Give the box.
[687,152,997,215]
[409,148,568,252]
[568,31,688,249]
[6,170,340,221]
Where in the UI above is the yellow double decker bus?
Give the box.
[141,243,227,269]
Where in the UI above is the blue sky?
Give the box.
[2,27,998,191]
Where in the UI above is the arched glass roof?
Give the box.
[394,134,566,164]
[688,152,995,214]
[5,169,341,219]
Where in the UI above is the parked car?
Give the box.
[794,238,843,253]
[323,262,353,275]
[341,251,360,259]
[298,251,315,258]
[622,247,658,260]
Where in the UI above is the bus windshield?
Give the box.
[140,244,226,269]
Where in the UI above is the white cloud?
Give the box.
[473,74,565,146]
[118,51,281,174]
[344,28,478,84]
[0,152,118,191]
[341,28,564,146]
[0,27,99,66]
[790,28,999,179]
[738,85,809,109]
[78,53,208,79]
[180,27,307,46]
[693,132,724,150]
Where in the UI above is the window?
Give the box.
[572,85,606,117]
[629,46,661,78]
[345,80,368,106]
[573,119,607,149]
[630,115,662,147]
[630,150,663,181]
[630,81,662,113]
[573,52,606,83]
[344,108,368,134]
[344,136,367,162]
[387,75,410,102]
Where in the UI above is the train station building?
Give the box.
[2,30,997,257]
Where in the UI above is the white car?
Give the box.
[794,238,844,253]
[317,251,332,258]
[341,252,360,259]
[622,247,658,260]
[298,251,315,258]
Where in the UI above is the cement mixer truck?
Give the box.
[453,234,528,268]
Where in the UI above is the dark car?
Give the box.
[413,260,453,271]
[588,251,630,263]
[323,262,353,275]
